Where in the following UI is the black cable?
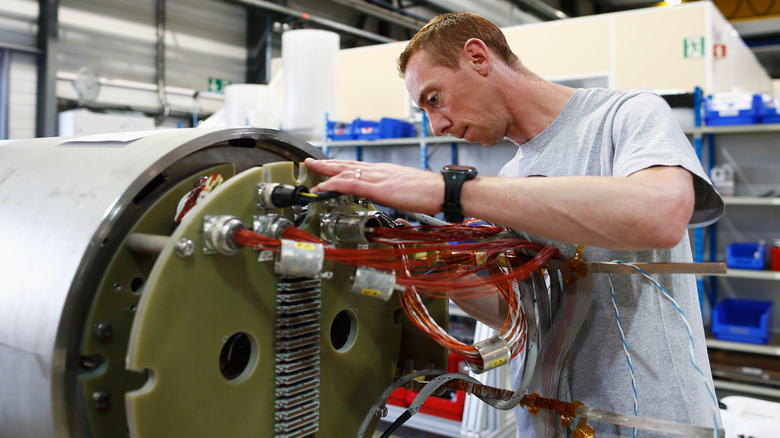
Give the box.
[265,184,343,207]
[379,410,412,438]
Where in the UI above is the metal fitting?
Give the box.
[175,238,195,258]
[275,239,325,278]
[92,321,113,342]
[257,183,281,209]
[320,211,383,245]
[90,390,110,411]
[466,335,510,374]
[202,215,246,255]
[350,267,396,301]
[253,214,294,239]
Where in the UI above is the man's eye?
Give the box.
[428,94,438,105]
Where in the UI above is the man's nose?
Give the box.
[427,112,450,136]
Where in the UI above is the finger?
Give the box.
[304,158,365,175]
[395,218,412,228]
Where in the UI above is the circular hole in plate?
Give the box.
[219,331,258,382]
[330,309,357,352]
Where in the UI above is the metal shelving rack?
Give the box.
[688,106,780,400]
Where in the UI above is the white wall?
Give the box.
[332,2,775,122]
[0,0,38,139]
[0,0,248,138]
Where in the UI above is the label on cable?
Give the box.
[258,250,274,262]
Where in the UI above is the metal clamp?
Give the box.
[275,239,325,278]
[350,267,396,301]
[466,335,510,374]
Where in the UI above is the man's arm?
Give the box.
[305,158,695,251]
[450,293,507,332]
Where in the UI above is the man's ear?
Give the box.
[463,38,490,76]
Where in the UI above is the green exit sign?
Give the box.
[208,77,231,92]
[683,36,705,59]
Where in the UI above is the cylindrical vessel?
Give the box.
[281,29,339,140]
[0,128,322,438]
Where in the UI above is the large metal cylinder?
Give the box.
[0,128,315,437]
[0,127,446,438]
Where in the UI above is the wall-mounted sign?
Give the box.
[684,36,705,59]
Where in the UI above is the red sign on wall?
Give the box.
[714,43,727,58]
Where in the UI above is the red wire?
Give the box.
[231,222,561,364]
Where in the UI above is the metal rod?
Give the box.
[233,0,394,44]
[548,260,727,275]
[126,233,170,254]
[36,0,59,138]
[0,42,43,55]
[0,49,9,140]
[435,379,723,438]
[326,0,427,31]
[577,405,723,438]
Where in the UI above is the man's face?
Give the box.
[404,50,506,146]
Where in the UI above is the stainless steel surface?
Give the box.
[0,127,323,438]
[202,215,246,255]
[320,211,383,245]
[467,335,510,374]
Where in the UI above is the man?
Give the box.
[305,12,724,437]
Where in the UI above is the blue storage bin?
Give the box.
[352,118,382,140]
[704,94,761,126]
[758,97,780,124]
[712,298,773,345]
[327,121,354,140]
[351,117,416,140]
[379,118,415,138]
[726,242,765,270]
[399,120,415,138]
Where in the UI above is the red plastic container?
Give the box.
[770,245,780,271]
[389,352,468,421]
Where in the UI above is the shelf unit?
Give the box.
[691,118,780,401]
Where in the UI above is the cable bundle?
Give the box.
[232,223,561,367]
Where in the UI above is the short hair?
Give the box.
[397,12,521,78]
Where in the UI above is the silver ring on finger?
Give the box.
[355,168,362,179]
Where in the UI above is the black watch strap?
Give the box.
[441,165,477,223]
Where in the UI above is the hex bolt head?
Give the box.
[90,390,110,411]
[175,238,195,258]
[92,321,113,342]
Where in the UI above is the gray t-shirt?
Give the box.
[500,88,724,436]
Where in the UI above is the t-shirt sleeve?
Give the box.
[611,92,724,227]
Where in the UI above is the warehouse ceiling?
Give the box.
[236,0,780,79]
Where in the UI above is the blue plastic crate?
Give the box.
[758,97,780,124]
[704,94,761,126]
[726,242,765,270]
[712,298,773,345]
[352,118,382,140]
[327,121,354,140]
[351,117,415,140]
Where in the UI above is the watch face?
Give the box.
[442,165,478,177]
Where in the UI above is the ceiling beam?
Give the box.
[233,0,395,44]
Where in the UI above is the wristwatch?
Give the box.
[441,165,478,223]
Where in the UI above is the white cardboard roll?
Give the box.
[281,29,339,140]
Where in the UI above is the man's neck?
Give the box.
[503,72,575,145]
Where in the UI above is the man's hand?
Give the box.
[304,158,448,215]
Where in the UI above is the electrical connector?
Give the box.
[257,183,342,208]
